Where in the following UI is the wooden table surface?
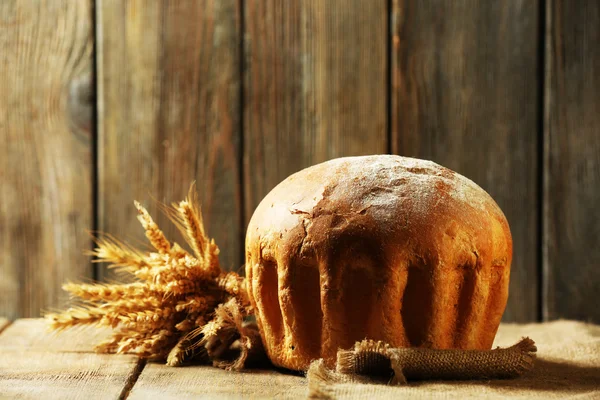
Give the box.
[3,318,600,399]
[0,318,307,399]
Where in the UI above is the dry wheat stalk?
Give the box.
[134,200,171,253]
[46,185,255,368]
[62,282,153,301]
[86,235,149,272]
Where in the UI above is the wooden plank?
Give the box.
[97,0,242,278]
[0,319,111,353]
[0,319,141,399]
[0,352,140,400]
[544,0,600,322]
[0,1,93,318]
[129,321,599,399]
[243,0,388,222]
[129,364,307,399]
[391,1,540,322]
[314,321,600,399]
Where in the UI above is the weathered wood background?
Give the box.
[0,0,598,323]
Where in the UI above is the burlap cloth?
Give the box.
[236,320,599,399]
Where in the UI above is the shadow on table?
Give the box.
[411,358,600,394]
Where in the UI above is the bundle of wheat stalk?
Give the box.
[45,184,262,370]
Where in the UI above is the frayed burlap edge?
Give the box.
[308,338,537,398]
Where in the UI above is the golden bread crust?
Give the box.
[245,155,512,371]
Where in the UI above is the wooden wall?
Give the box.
[1,0,598,323]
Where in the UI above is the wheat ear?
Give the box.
[161,184,221,278]
[134,200,171,253]
[86,234,149,272]
[62,282,152,301]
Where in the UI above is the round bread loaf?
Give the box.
[245,155,512,371]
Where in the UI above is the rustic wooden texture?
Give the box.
[1,0,598,327]
[97,0,242,279]
[0,318,141,400]
[243,0,388,225]
[391,1,540,322]
[0,352,140,400]
[0,318,111,352]
[2,319,599,399]
[544,0,600,323]
[0,0,94,319]
[129,365,307,399]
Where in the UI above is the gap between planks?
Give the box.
[118,359,147,400]
[0,318,12,335]
[0,318,147,400]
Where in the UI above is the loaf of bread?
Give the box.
[245,155,512,371]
